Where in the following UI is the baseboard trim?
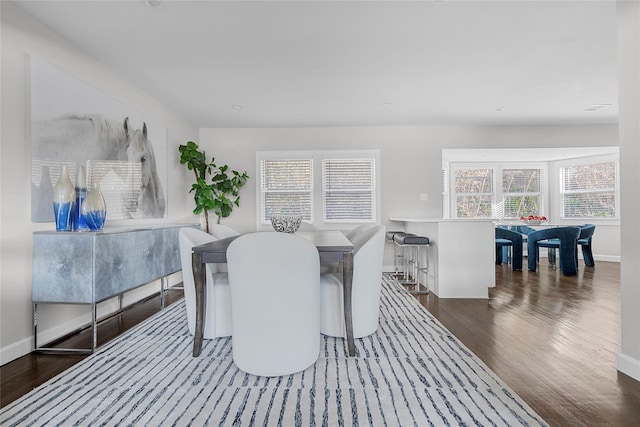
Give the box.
[617,352,640,381]
[0,275,183,365]
[0,338,33,366]
[1,301,120,365]
[594,255,620,263]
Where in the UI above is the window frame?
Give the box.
[256,150,381,230]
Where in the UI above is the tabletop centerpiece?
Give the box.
[271,215,302,233]
[519,215,548,226]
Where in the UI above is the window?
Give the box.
[322,158,375,222]
[502,169,541,219]
[444,148,619,222]
[260,158,313,222]
[450,164,545,219]
[560,159,618,219]
[257,150,379,228]
[454,168,494,218]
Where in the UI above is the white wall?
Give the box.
[0,3,200,364]
[617,0,640,382]
[200,123,620,267]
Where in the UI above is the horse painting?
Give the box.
[126,122,165,218]
[31,114,165,221]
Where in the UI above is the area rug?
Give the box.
[1,275,548,426]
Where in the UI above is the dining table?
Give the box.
[191,230,356,357]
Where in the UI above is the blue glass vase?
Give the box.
[72,166,89,231]
[52,165,76,232]
[81,183,107,231]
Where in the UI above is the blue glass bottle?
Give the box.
[52,165,75,232]
[72,166,89,231]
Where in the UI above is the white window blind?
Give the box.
[502,168,541,219]
[561,161,616,218]
[322,158,375,222]
[260,159,313,222]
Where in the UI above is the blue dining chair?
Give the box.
[537,237,562,267]
[537,224,596,269]
[495,227,523,270]
[577,224,596,267]
[527,227,581,275]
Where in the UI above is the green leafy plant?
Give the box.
[178,141,249,233]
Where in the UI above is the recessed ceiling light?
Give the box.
[144,0,163,8]
[495,107,504,112]
[584,104,612,112]
[232,105,243,110]
[381,102,391,107]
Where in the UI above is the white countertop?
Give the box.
[389,217,496,223]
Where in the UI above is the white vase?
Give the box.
[81,183,107,231]
[52,165,76,232]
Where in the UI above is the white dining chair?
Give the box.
[320,225,386,339]
[210,224,240,240]
[226,232,321,376]
[321,224,376,275]
[345,223,376,241]
[178,227,232,339]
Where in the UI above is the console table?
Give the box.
[32,224,198,353]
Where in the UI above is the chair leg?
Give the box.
[547,247,557,268]
[582,244,595,267]
[495,245,512,265]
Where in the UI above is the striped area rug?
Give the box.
[1,275,548,426]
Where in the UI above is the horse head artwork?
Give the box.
[126,122,165,218]
[31,114,166,221]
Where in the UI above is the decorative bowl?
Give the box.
[270,216,302,233]
[520,219,548,226]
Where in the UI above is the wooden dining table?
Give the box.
[191,230,356,357]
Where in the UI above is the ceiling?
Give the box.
[11,0,619,129]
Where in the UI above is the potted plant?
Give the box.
[178,141,249,233]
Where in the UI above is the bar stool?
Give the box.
[386,231,408,276]
[393,233,430,294]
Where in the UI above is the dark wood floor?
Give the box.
[2,262,640,426]
[414,261,640,427]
